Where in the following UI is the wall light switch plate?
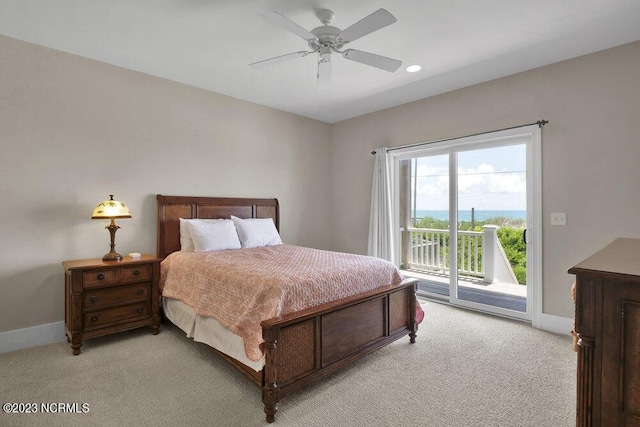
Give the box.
[551,213,567,226]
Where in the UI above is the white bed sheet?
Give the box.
[162,297,265,371]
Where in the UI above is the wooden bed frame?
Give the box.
[156,194,419,423]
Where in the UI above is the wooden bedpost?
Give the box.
[409,282,418,344]
[262,327,279,423]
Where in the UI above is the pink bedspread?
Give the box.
[160,244,407,361]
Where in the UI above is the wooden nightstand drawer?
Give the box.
[83,283,150,309]
[83,269,119,287]
[84,302,150,330]
[123,265,151,283]
[82,265,151,289]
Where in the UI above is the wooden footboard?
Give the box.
[260,278,418,423]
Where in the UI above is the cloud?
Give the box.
[413,163,526,210]
[458,163,525,195]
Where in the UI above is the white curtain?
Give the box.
[367,148,395,263]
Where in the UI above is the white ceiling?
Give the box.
[2,0,640,123]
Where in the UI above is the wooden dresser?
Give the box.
[63,254,161,355]
[569,238,640,426]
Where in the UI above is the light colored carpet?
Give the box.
[0,301,576,427]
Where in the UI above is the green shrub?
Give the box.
[497,227,527,284]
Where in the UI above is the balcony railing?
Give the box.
[406,225,503,283]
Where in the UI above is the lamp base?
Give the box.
[102,251,123,261]
[103,220,123,261]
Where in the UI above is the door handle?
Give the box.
[523,229,528,244]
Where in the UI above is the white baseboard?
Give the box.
[538,313,573,336]
[0,321,66,355]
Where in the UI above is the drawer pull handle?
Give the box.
[90,297,97,303]
[90,316,98,322]
[136,307,144,314]
[137,289,144,295]
[97,273,105,280]
[132,270,140,276]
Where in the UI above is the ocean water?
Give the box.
[414,210,526,222]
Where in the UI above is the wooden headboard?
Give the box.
[156,194,280,259]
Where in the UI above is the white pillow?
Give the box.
[180,218,235,251]
[186,219,241,252]
[230,215,282,248]
[180,218,220,252]
[179,218,197,251]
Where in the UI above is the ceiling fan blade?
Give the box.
[249,51,310,69]
[342,49,402,72]
[317,56,332,89]
[337,8,397,44]
[261,11,317,41]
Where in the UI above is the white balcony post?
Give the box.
[482,225,500,283]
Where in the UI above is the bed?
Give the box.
[156,194,420,423]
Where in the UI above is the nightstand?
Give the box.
[62,254,161,355]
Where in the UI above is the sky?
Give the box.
[411,144,526,211]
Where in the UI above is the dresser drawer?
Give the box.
[84,302,150,330]
[83,269,119,287]
[83,283,150,309]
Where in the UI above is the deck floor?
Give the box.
[402,269,527,313]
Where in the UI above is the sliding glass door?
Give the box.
[392,126,541,321]
[453,144,528,316]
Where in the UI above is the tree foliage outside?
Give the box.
[413,215,527,285]
[496,226,527,284]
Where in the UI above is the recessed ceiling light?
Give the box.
[406,65,421,73]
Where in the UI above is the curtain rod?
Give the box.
[370,120,548,155]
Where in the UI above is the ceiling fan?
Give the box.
[249,8,403,88]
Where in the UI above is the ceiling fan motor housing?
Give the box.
[309,25,344,51]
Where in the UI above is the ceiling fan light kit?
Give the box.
[250,8,403,87]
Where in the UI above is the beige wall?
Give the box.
[329,41,640,318]
[0,36,331,332]
[2,33,640,334]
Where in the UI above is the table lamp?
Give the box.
[92,195,131,261]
